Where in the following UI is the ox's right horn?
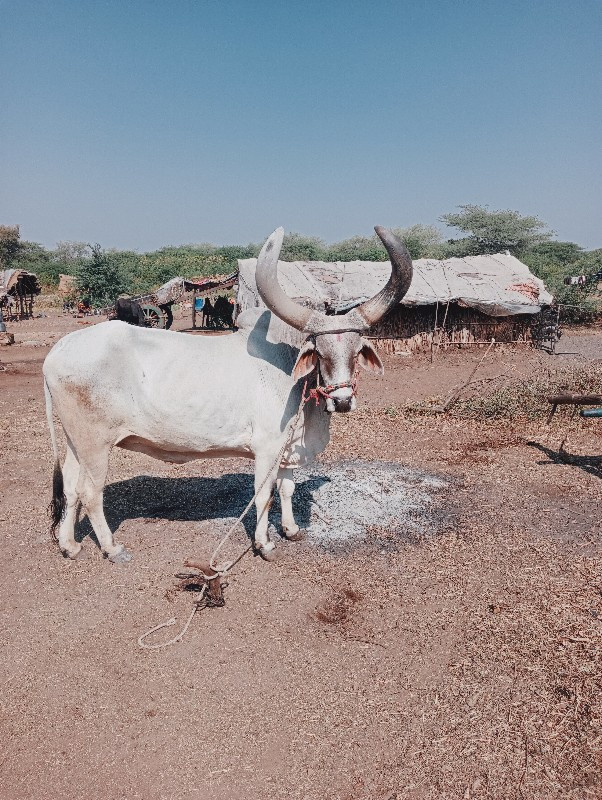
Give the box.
[355,227,413,326]
[255,228,314,331]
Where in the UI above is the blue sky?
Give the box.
[1,0,600,250]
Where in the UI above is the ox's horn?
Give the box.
[255,227,314,331]
[355,227,413,326]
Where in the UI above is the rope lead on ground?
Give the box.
[137,586,205,649]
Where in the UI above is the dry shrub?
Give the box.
[395,365,602,422]
[455,364,602,420]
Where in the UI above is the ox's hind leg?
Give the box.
[277,467,305,542]
[253,456,280,562]
[57,440,83,559]
[76,447,131,563]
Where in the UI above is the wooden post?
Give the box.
[546,393,602,424]
[547,393,602,405]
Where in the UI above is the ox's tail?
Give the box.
[44,378,65,538]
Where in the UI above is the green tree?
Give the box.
[135,244,230,290]
[527,247,602,322]
[522,241,584,286]
[280,233,326,261]
[525,241,583,267]
[392,224,443,259]
[438,237,482,258]
[573,248,602,279]
[47,240,90,286]
[215,244,259,272]
[53,240,89,265]
[440,205,554,256]
[13,241,53,285]
[75,244,131,306]
[325,234,384,261]
[0,225,22,269]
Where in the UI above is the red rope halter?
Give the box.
[303,368,360,407]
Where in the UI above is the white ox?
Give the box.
[44,227,413,562]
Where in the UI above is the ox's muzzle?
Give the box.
[309,380,357,413]
[326,388,356,414]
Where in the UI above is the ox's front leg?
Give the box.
[277,467,305,542]
[253,456,280,562]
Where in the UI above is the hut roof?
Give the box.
[184,273,238,294]
[0,269,41,298]
[139,273,238,306]
[237,254,553,318]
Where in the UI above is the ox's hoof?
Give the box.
[61,543,83,560]
[108,547,133,564]
[257,545,279,562]
[283,528,306,542]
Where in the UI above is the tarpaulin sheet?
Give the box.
[237,253,553,317]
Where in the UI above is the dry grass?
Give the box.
[455,364,602,421]
[386,364,602,422]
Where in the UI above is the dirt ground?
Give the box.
[1,308,601,800]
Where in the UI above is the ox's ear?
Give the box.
[293,341,318,381]
[358,339,384,375]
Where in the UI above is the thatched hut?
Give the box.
[0,269,42,320]
[184,273,238,328]
[236,253,553,353]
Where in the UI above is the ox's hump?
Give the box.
[237,308,305,350]
[235,307,266,334]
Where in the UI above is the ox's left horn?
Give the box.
[255,227,314,331]
[355,227,413,326]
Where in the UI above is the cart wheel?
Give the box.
[140,303,165,329]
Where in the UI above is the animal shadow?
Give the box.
[74,472,329,543]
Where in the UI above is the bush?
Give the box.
[75,245,131,306]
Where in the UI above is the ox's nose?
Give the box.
[327,394,356,413]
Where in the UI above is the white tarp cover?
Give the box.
[237,253,553,318]
[0,269,17,298]
[154,277,186,305]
